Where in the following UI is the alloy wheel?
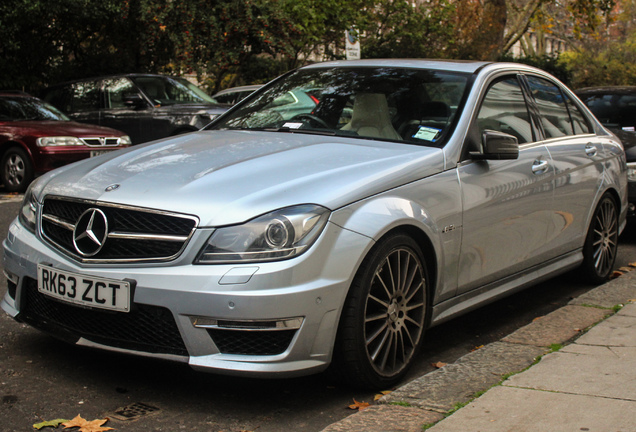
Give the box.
[591,197,618,277]
[364,247,426,377]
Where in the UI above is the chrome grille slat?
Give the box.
[80,137,122,147]
[40,196,198,263]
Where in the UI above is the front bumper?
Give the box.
[2,217,370,377]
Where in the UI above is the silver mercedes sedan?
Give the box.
[2,60,627,389]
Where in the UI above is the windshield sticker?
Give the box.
[412,126,441,141]
[282,122,304,129]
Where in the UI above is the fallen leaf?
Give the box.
[373,390,392,401]
[471,345,484,352]
[348,399,370,411]
[63,415,114,432]
[611,270,623,279]
[628,262,636,268]
[618,266,633,272]
[34,419,69,429]
[532,316,544,322]
[431,361,447,368]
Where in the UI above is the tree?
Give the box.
[358,0,457,59]
[558,0,636,87]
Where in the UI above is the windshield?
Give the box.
[132,76,216,106]
[209,67,470,145]
[0,96,70,121]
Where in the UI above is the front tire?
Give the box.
[333,233,428,389]
[582,194,619,284]
[1,147,33,193]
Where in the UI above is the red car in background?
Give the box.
[0,92,130,192]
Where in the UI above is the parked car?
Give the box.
[211,84,263,105]
[3,60,627,389]
[0,92,130,192]
[41,74,229,144]
[576,86,636,217]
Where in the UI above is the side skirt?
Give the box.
[430,250,583,327]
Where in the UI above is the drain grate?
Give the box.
[110,402,161,421]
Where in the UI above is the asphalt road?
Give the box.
[1,195,635,432]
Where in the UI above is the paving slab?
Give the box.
[574,308,636,347]
[501,305,609,347]
[570,270,636,308]
[506,345,636,400]
[321,405,443,432]
[380,342,545,412]
[425,385,636,432]
[616,301,636,317]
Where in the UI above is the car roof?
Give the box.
[213,85,263,96]
[0,91,33,97]
[575,86,636,95]
[301,59,492,73]
[42,73,181,89]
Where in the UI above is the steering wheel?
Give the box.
[290,114,330,129]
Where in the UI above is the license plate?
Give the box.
[90,150,113,157]
[37,264,131,313]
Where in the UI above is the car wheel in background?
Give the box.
[1,146,33,193]
[333,233,428,389]
[582,194,619,284]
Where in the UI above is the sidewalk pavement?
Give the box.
[322,268,636,432]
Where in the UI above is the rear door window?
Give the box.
[526,76,573,138]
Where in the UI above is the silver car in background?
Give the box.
[2,60,627,389]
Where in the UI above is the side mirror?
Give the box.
[470,130,519,160]
[123,93,147,108]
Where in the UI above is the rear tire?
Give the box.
[581,194,619,284]
[332,233,428,389]
[1,147,33,193]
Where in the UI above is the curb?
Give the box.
[321,270,636,432]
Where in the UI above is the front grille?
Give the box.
[20,278,188,356]
[207,329,296,355]
[81,137,121,147]
[41,197,198,263]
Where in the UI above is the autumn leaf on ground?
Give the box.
[629,262,636,268]
[373,390,392,401]
[63,415,114,432]
[431,361,447,369]
[532,316,544,322]
[611,270,623,279]
[471,345,484,352]
[618,266,633,273]
[33,419,69,429]
[348,399,370,411]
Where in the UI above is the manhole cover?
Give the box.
[110,402,161,421]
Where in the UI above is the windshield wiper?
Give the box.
[261,127,336,136]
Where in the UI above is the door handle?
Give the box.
[585,144,598,157]
[532,159,549,174]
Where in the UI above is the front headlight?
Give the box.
[195,205,330,264]
[627,162,636,181]
[18,180,40,233]
[119,135,132,146]
[36,136,83,147]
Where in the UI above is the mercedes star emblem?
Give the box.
[73,208,109,257]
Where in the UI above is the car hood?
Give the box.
[2,120,125,137]
[35,130,444,226]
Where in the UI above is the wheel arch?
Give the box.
[374,225,438,320]
[0,140,33,161]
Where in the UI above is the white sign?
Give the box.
[345,29,361,60]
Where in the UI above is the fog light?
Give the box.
[190,316,303,331]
